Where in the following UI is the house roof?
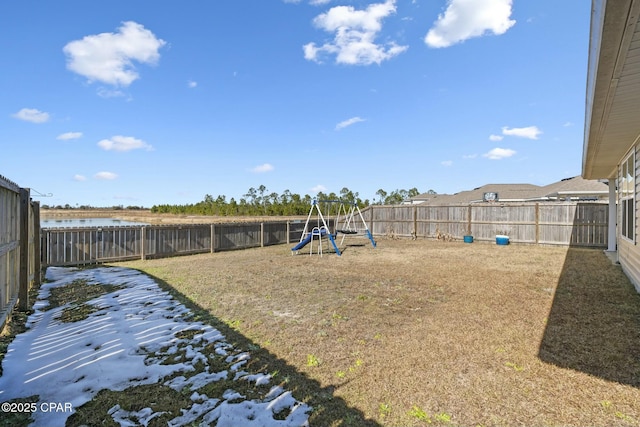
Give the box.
[413,176,608,205]
[541,175,609,197]
[583,0,640,180]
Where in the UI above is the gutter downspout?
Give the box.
[608,179,617,253]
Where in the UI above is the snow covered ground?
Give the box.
[0,266,311,426]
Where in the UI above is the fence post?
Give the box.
[369,206,375,236]
[535,203,540,244]
[141,226,146,260]
[286,221,290,244]
[211,224,215,253]
[260,222,264,247]
[467,204,472,236]
[18,188,30,311]
[32,202,41,286]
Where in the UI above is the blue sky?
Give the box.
[1,0,590,207]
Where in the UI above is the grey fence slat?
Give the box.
[1,176,40,327]
[40,202,610,268]
[362,202,608,247]
[42,221,297,266]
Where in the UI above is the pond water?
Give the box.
[41,218,149,228]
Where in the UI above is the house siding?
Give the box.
[617,143,640,293]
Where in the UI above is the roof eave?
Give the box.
[582,0,640,180]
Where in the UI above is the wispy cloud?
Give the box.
[187,80,197,88]
[11,108,50,123]
[63,21,166,87]
[251,163,274,173]
[97,135,153,152]
[311,184,327,193]
[336,116,365,130]
[425,0,516,48]
[441,160,453,166]
[502,125,542,140]
[97,88,127,99]
[57,132,83,141]
[95,171,118,180]
[304,0,408,65]
[73,174,87,181]
[483,147,516,160]
[489,134,503,141]
[463,154,478,159]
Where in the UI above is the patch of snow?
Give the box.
[0,266,310,426]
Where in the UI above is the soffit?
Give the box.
[583,0,640,179]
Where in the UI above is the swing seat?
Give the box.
[337,229,358,234]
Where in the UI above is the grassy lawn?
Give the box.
[110,237,640,426]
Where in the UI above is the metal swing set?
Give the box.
[291,199,376,256]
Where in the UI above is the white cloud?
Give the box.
[57,132,83,140]
[97,135,153,152]
[73,174,87,181]
[304,0,408,65]
[97,87,126,98]
[187,80,198,88]
[336,116,365,130]
[63,21,166,86]
[95,171,118,180]
[441,160,453,166]
[483,147,516,160]
[489,134,503,141]
[463,154,478,159]
[502,125,542,140]
[311,184,327,193]
[251,163,274,173]
[11,108,50,123]
[425,0,516,48]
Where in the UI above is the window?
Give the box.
[620,152,635,241]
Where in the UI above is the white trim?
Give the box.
[608,179,617,251]
[620,149,635,243]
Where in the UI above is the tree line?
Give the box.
[150,186,427,217]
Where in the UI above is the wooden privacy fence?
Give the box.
[42,202,608,267]
[42,220,313,266]
[363,202,609,247]
[0,175,41,328]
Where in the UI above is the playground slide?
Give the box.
[291,234,313,251]
[292,228,331,251]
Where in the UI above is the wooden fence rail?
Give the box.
[0,175,40,328]
[42,220,312,266]
[41,202,608,268]
[362,202,608,247]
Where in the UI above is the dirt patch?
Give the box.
[112,238,640,426]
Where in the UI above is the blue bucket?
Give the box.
[463,235,473,243]
[496,235,509,245]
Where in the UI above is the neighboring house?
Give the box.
[411,176,608,205]
[583,0,640,292]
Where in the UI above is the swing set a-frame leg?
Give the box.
[328,233,341,256]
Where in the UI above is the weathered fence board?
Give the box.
[0,175,40,328]
[364,202,608,247]
[41,202,608,268]
[43,220,311,266]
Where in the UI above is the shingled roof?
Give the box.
[412,176,608,205]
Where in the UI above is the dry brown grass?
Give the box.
[115,238,640,427]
